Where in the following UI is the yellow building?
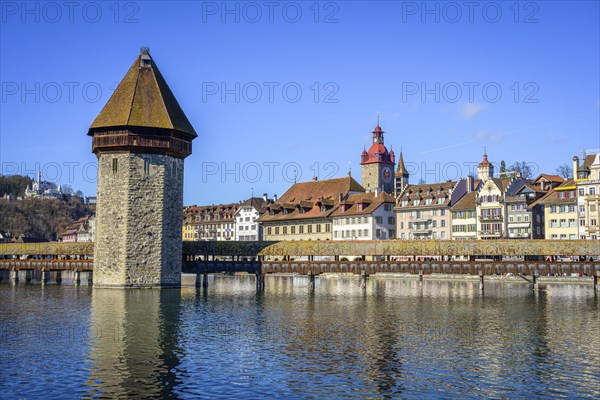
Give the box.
[534,179,578,240]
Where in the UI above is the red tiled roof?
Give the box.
[332,191,395,217]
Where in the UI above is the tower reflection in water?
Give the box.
[86,289,183,398]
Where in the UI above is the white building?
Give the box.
[25,170,63,199]
[332,191,396,240]
[235,195,272,241]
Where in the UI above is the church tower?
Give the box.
[394,150,409,196]
[360,117,395,194]
[88,48,197,288]
[477,148,494,181]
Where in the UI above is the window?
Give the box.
[402,200,408,207]
[363,229,368,237]
[283,226,287,235]
[299,225,304,234]
[590,187,596,195]
[550,234,558,239]
[524,215,529,222]
[441,220,446,228]
[291,226,296,234]
[559,219,566,228]
[376,229,381,238]
[509,216,514,222]
[550,206,557,213]
[569,219,576,227]
[388,217,395,225]
[412,200,419,206]
[440,231,446,239]
[559,205,566,213]
[425,198,432,205]
[308,225,312,233]
[440,209,446,216]
[580,205,585,213]
[317,224,321,233]
[375,216,383,224]
[550,219,557,228]
[437,197,445,204]
[569,205,575,213]
[400,222,404,229]
[384,204,392,211]
[112,158,118,175]
[579,188,585,196]
[592,219,598,226]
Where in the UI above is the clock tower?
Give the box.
[360,117,395,194]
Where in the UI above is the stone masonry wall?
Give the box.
[94,153,183,287]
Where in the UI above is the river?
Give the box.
[1,275,598,398]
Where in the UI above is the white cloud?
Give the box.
[461,103,485,119]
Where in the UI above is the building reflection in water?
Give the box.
[86,289,183,398]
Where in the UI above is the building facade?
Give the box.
[451,191,478,240]
[332,191,396,240]
[259,176,364,241]
[25,170,63,199]
[235,195,272,241]
[534,180,578,240]
[183,203,240,241]
[395,181,459,240]
[89,48,196,287]
[574,153,600,240]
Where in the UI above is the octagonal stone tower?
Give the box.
[89,48,197,288]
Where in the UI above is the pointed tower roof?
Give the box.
[396,150,408,176]
[478,148,492,167]
[88,48,197,138]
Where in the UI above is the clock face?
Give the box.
[382,166,392,182]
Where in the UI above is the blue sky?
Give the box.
[1,1,599,205]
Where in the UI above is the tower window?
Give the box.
[112,158,118,175]
[143,161,150,177]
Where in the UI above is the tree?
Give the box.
[417,178,426,185]
[74,190,84,197]
[61,184,73,195]
[500,160,507,174]
[510,162,534,179]
[555,164,573,179]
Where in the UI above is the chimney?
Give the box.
[312,176,318,181]
[467,175,474,193]
[263,193,268,202]
[573,156,579,180]
[273,194,278,202]
[375,187,381,197]
[338,192,343,203]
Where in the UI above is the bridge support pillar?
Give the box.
[593,275,597,292]
[87,272,93,286]
[195,272,201,288]
[74,271,81,286]
[10,269,18,284]
[42,270,49,285]
[25,270,32,283]
[55,271,62,284]
[360,270,368,289]
[308,271,315,291]
[203,273,209,288]
[532,273,539,291]
[479,271,484,291]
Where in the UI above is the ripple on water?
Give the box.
[0,277,599,399]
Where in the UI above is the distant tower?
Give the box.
[394,149,409,195]
[477,148,494,181]
[360,116,395,193]
[88,48,197,288]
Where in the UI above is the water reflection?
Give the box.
[86,289,183,398]
[1,277,598,398]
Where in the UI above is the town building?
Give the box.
[0,230,13,243]
[395,180,468,240]
[182,203,240,241]
[360,118,396,194]
[259,176,365,241]
[59,216,95,243]
[24,170,63,199]
[450,176,481,240]
[332,191,396,240]
[574,153,600,240]
[235,195,273,241]
[533,179,578,240]
[89,48,197,287]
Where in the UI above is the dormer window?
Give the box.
[412,199,419,206]
[437,197,445,204]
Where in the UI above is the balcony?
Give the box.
[479,230,503,237]
[409,216,432,223]
[479,214,503,221]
